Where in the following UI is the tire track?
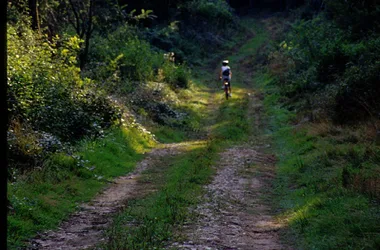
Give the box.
[28,143,187,250]
[168,146,288,250]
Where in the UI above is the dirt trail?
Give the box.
[168,142,287,250]
[29,143,187,250]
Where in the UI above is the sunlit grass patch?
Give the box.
[152,126,188,143]
[212,87,250,142]
[280,192,380,249]
[78,127,155,178]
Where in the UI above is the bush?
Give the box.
[270,12,380,122]
[129,82,187,127]
[89,25,164,87]
[184,0,234,26]
[7,19,121,173]
[88,23,193,94]
[325,0,380,39]
[162,63,191,89]
[335,38,380,122]
[8,21,120,140]
[34,88,120,141]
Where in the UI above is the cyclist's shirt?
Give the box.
[221,66,231,81]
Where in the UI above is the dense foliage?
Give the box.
[268,0,380,123]
[7,18,121,172]
[7,0,239,174]
[262,2,380,248]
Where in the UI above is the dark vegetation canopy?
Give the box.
[268,0,380,123]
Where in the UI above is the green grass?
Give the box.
[212,88,250,142]
[7,126,155,249]
[103,141,219,249]
[255,71,380,249]
[232,19,268,63]
[152,126,188,143]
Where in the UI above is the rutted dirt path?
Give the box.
[169,146,284,250]
[29,143,188,250]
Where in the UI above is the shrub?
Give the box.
[325,0,380,38]
[89,25,164,87]
[129,82,186,127]
[7,19,121,173]
[270,12,380,122]
[162,62,191,89]
[34,88,120,141]
[8,21,120,140]
[335,38,380,122]
[184,0,234,26]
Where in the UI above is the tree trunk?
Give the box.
[28,0,38,29]
[79,0,94,70]
[35,0,41,34]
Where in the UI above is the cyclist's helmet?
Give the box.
[222,60,229,66]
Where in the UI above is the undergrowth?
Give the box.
[256,72,380,249]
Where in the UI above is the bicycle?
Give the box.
[223,79,230,100]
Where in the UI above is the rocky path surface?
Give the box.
[29,143,187,250]
[168,145,288,250]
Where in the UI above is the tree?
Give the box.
[63,0,95,69]
[28,0,41,32]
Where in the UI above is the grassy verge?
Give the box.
[255,72,380,249]
[7,126,155,248]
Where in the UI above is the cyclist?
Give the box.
[219,60,232,97]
